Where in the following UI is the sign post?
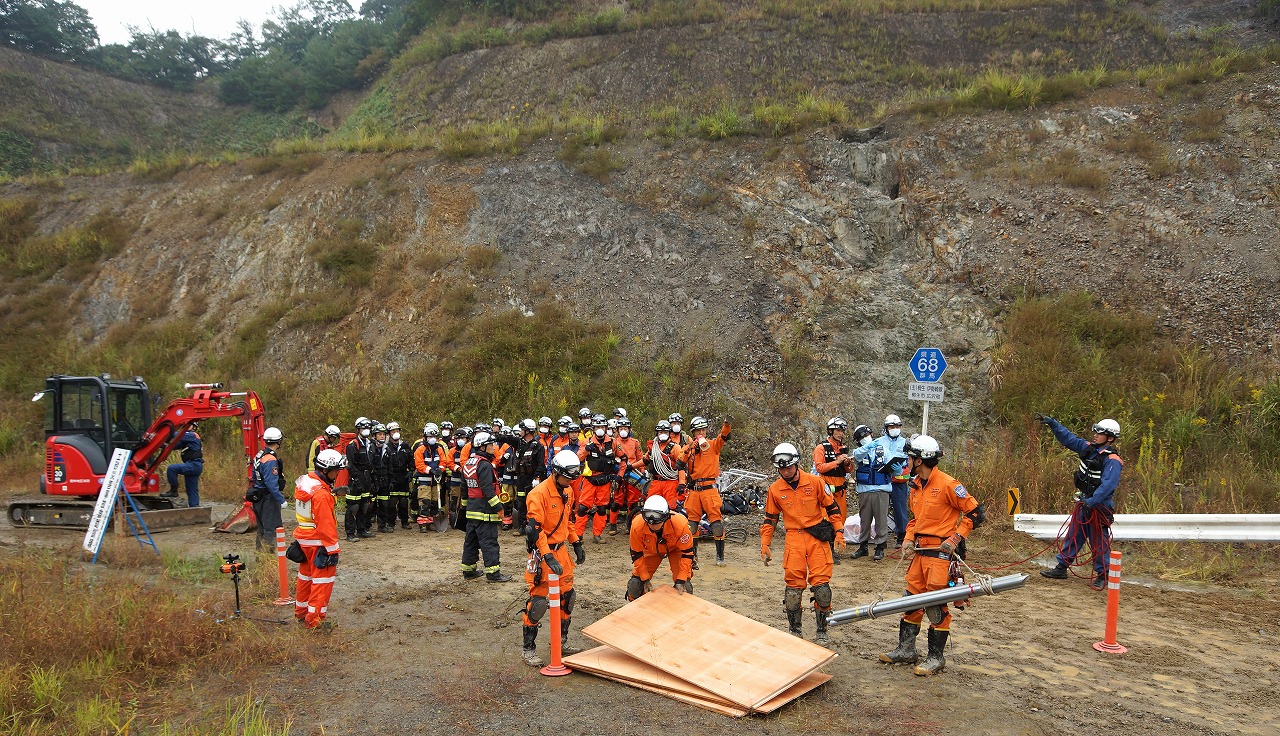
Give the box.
[83,449,159,563]
[84,449,131,560]
[908,348,948,435]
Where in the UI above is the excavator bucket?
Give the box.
[213,501,258,534]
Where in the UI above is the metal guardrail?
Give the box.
[1014,513,1280,542]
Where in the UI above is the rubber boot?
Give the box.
[814,609,830,645]
[1041,563,1068,579]
[786,608,804,637]
[560,618,581,656]
[879,620,920,664]
[714,539,726,566]
[873,543,886,561]
[522,625,541,667]
[913,628,948,676]
[850,543,869,560]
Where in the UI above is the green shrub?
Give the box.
[310,219,381,288]
[988,292,1280,513]
[2,211,136,276]
[696,105,748,140]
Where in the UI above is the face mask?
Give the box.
[559,429,568,435]
[658,432,669,442]
[427,437,437,445]
[671,423,682,433]
[539,427,549,434]
[595,428,606,438]
[360,429,370,437]
[391,432,401,441]
[859,436,872,448]
[888,428,901,438]
[619,430,629,438]
[442,430,451,438]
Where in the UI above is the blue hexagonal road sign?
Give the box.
[909,347,947,383]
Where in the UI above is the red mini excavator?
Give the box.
[9,375,266,529]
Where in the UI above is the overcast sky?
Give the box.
[77,1,278,45]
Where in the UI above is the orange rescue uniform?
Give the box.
[761,469,842,589]
[628,512,695,592]
[612,435,645,509]
[814,437,853,520]
[901,468,979,631]
[293,471,340,628]
[645,436,682,508]
[673,421,731,536]
[523,476,580,624]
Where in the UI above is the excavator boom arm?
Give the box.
[131,388,267,489]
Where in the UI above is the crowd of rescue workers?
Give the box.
[203,407,1123,676]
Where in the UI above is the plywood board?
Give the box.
[751,671,832,714]
[565,646,833,716]
[581,585,835,709]
[564,647,738,706]
[590,671,750,717]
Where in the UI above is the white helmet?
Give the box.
[472,431,495,448]
[1093,419,1121,438]
[424,422,439,436]
[324,424,340,438]
[315,448,345,471]
[884,414,903,438]
[263,427,283,443]
[771,442,800,468]
[551,449,583,479]
[906,435,942,460]
[386,421,401,432]
[640,495,670,523]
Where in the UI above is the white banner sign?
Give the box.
[908,381,946,403]
[82,449,132,554]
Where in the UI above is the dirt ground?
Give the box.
[4,503,1278,736]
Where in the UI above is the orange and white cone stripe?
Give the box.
[1093,551,1127,654]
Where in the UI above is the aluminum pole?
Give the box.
[829,573,1029,626]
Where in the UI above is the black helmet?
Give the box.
[852,424,873,444]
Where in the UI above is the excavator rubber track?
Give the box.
[8,496,212,530]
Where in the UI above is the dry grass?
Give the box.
[1181,107,1227,142]
[0,547,299,734]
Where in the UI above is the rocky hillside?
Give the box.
[2,0,1278,461]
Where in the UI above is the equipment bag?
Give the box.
[805,519,836,543]
[285,540,306,564]
[720,492,749,515]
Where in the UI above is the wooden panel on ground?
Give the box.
[752,671,832,714]
[590,670,750,717]
[564,646,739,707]
[565,646,833,715]
[580,585,836,710]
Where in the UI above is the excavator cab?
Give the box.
[35,375,151,496]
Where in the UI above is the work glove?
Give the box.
[1036,414,1054,426]
[281,501,289,509]
[317,551,338,569]
[940,534,963,555]
[834,533,846,554]
[334,485,349,496]
[760,544,771,565]
[545,555,563,576]
[573,541,586,564]
[902,539,916,558]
